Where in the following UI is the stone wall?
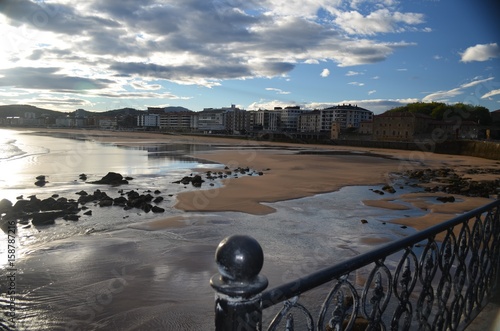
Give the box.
[336,140,500,160]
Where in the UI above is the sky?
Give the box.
[0,0,499,114]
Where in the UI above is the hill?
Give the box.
[0,104,64,117]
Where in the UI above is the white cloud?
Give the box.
[460,77,494,89]
[482,89,500,99]
[348,82,364,86]
[320,68,330,77]
[368,90,376,95]
[423,77,495,103]
[346,70,362,76]
[265,87,291,95]
[460,43,500,62]
[334,9,425,35]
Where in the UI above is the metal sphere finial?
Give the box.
[215,234,264,282]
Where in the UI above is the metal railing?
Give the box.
[210,199,500,330]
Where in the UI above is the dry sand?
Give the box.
[25,128,500,229]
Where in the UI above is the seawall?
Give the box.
[336,140,500,160]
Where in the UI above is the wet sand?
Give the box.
[25,128,500,224]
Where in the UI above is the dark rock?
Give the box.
[63,214,80,221]
[13,199,40,213]
[36,175,46,181]
[16,195,23,200]
[52,194,59,198]
[113,196,128,206]
[79,174,87,180]
[152,206,165,213]
[98,199,113,207]
[360,219,368,224]
[153,196,164,203]
[436,196,456,203]
[382,185,396,194]
[258,172,264,176]
[401,225,407,229]
[90,172,129,185]
[35,179,47,187]
[39,197,57,211]
[191,175,204,187]
[76,190,88,196]
[83,210,92,216]
[31,211,64,226]
[126,190,140,199]
[173,176,192,185]
[142,204,152,213]
[0,198,13,213]
[125,176,134,181]
[154,190,161,194]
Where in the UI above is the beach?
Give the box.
[1,128,498,330]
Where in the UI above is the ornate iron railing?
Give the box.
[210,199,500,330]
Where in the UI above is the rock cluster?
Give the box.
[1,172,165,227]
[0,195,80,225]
[404,168,500,198]
[172,166,265,188]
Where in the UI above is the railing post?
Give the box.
[211,235,269,331]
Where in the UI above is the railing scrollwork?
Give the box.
[211,200,500,330]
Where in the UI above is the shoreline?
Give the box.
[12,127,500,228]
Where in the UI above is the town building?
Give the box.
[372,112,433,141]
[137,114,160,127]
[225,105,250,134]
[192,108,227,133]
[159,111,192,131]
[279,106,307,131]
[250,109,281,131]
[298,110,321,132]
[320,104,373,131]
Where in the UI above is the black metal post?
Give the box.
[211,235,269,331]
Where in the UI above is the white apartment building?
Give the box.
[320,104,373,131]
[137,114,160,127]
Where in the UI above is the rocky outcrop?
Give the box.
[89,172,130,185]
[404,168,500,198]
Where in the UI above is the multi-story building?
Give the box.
[279,106,307,131]
[298,110,321,132]
[372,112,431,141]
[137,114,160,127]
[159,111,192,131]
[225,105,250,134]
[359,120,373,135]
[251,109,281,131]
[320,104,373,131]
[192,108,227,133]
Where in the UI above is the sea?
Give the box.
[0,128,426,330]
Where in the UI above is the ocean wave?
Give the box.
[0,138,27,160]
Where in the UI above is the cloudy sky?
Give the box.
[0,0,499,114]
